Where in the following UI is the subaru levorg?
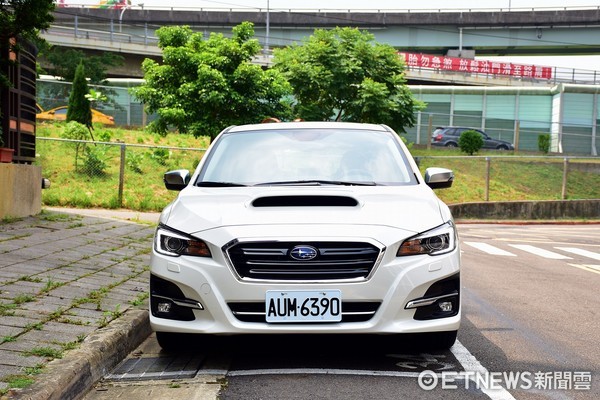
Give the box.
[150,122,460,350]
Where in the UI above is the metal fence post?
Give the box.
[561,157,569,200]
[485,157,491,202]
[427,115,433,150]
[514,120,520,152]
[119,143,126,208]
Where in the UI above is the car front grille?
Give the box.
[224,241,382,281]
[228,301,381,323]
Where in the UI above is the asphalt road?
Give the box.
[85,224,600,400]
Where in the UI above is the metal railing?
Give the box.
[35,137,599,212]
[415,155,600,202]
[56,4,600,13]
[42,16,600,86]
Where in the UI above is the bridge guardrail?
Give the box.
[43,13,600,87]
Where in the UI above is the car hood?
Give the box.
[161,185,447,236]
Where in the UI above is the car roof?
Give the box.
[436,126,482,130]
[226,121,391,133]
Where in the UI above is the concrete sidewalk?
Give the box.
[0,208,158,399]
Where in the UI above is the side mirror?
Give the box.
[164,169,190,191]
[424,167,454,189]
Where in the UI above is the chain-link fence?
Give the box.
[37,79,153,127]
[37,137,205,211]
[37,79,600,156]
[36,136,599,211]
[406,112,599,156]
[415,155,600,204]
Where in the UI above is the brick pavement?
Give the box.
[0,210,155,396]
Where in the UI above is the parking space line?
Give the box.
[555,247,600,261]
[451,340,516,400]
[464,242,516,256]
[507,244,572,260]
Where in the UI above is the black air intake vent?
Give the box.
[252,196,358,207]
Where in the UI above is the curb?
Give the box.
[9,309,151,400]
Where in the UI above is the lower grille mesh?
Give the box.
[228,301,381,323]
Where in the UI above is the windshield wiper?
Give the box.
[196,181,248,187]
[253,180,377,187]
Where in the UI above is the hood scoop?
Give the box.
[252,195,359,207]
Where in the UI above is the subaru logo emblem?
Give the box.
[290,245,318,261]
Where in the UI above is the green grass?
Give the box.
[36,123,599,210]
[37,122,209,211]
[412,147,600,204]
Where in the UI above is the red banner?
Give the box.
[399,52,553,80]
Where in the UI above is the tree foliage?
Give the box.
[273,27,423,132]
[42,48,124,84]
[133,22,292,140]
[0,0,55,88]
[458,130,484,155]
[67,62,93,131]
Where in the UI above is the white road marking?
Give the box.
[226,340,511,400]
[508,244,572,260]
[451,340,517,400]
[555,247,600,261]
[227,368,423,378]
[567,264,600,275]
[464,242,516,256]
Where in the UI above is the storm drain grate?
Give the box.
[105,355,205,381]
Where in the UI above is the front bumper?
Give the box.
[149,225,461,335]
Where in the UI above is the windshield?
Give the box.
[197,128,416,186]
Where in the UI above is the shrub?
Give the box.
[459,130,484,155]
[97,129,113,142]
[61,121,90,170]
[538,134,551,154]
[81,146,109,177]
[127,151,144,174]
[151,148,170,166]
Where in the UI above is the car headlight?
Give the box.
[397,221,456,256]
[154,226,211,257]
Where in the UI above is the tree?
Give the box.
[67,62,93,132]
[0,0,55,88]
[458,130,484,155]
[133,22,292,140]
[36,47,124,111]
[273,27,423,132]
[42,48,124,84]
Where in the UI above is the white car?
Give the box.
[150,122,460,350]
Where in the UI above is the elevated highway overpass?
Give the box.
[42,4,600,85]
[50,5,600,55]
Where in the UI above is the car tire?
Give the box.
[156,331,191,352]
[496,145,509,150]
[445,142,458,148]
[429,330,458,350]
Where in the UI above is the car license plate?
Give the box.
[265,290,342,323]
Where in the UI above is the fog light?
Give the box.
[157,302,172,313]
[438,301,453,312]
